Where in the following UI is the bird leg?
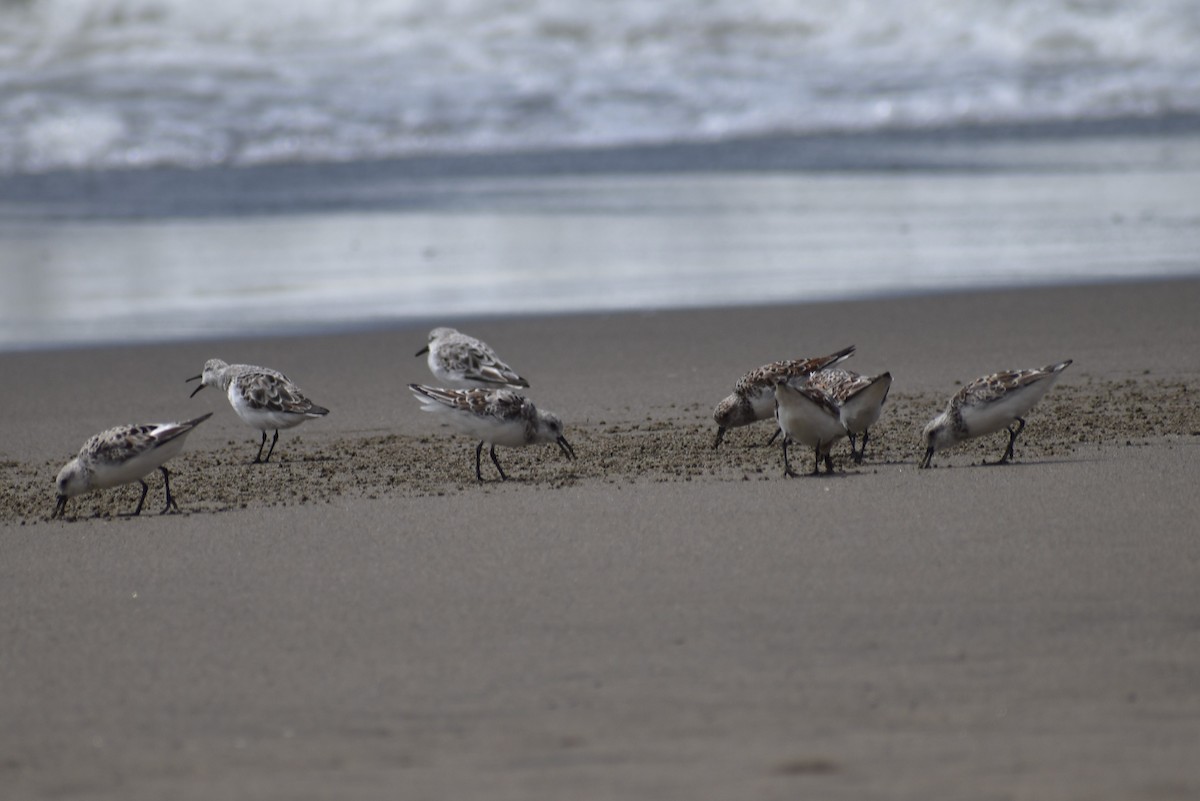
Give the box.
[489,444,508,481]
[782,436,799,478]
[854,431,871,465]
[253,431,269,463]
[766,427,781,447]
[999,417,1026,464]
[262,429,280,463]
[123,479,150,516]
[159,466,180,515]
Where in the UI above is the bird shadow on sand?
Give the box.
[921,454,1104,470]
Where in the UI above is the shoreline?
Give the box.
[0,270,1191,357]
[4,120,1199,353]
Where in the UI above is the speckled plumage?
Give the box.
[921,360,1072,468]
[808,367,893,463]
[187,359,329,463]
[416,327,530,389]
[53,413,212,518]
[711,345,855,448]
[774,381,847,476]
[409,384,574,480]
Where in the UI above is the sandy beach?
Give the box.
[2,277,1199,799]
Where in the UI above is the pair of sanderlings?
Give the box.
[53,358,330,518]
[409,327,575,481]
[712,345,894,475]
[776,366,895,476]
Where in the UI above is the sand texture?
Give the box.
[2,278,1200,800]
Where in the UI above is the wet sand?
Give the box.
[2,278,1200,799]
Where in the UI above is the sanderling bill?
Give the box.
[187,359,329,464]
[416,327,530,389]
[774,379,848,476]
[920,360,1072,469]
[809,368,893,464]
[52,413,212,519]
[712,345,855,448]
[408,384,574,481]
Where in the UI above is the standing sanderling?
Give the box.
[408,384,575,481]
[712,345,855,448]
[920,360,1072,469]
[808,368,893,464]
[52,412,213,519]
[187,359,329,464]
[774,379,848,476]
[416,327,530,389]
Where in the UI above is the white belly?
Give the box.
[776,391,846,450]
[228,386,309,431]
[91,437,186,489]
[962,381,1055,438]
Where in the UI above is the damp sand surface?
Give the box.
[2,279,1200,800]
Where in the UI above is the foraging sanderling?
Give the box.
[920,360,1072,469]
[408,384,575,481]
[52,413,212,519]
[712,345,855,448]
[773,380,848,476]
[187,359,329,463]
[416,327,530,389]
[808,368,893,464]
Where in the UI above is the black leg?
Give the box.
[782,436,798,477]
[53,495,68,519]
[823,452,835,474]
[124,479,150,516]
[263,429,280,463]
[811,446,821,476]
[766,427,781,446]
[920,446,935,469]
[253,431,268,463]
[489,444,508,481]
[712,427,726,449]
[999,417,1026,464]
[856,429,870,464]
[475,441,485,480]
[159,466,180,515]
[848,432,859,463]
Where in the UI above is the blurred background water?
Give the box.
[2,0,1200,349]
[3,0,1199,172]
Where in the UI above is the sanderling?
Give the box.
[408,384,574,481]
[416,327,530,389]
[774,380,848,476]
[52,413,212,519]
[712,344,855,448]
[186,359,329,463]
[920,360,1072,469]
[808,368,893,464]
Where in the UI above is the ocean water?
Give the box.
[4,147,1200,350]
[3,0,1200,350]
[3,0,1200,173]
